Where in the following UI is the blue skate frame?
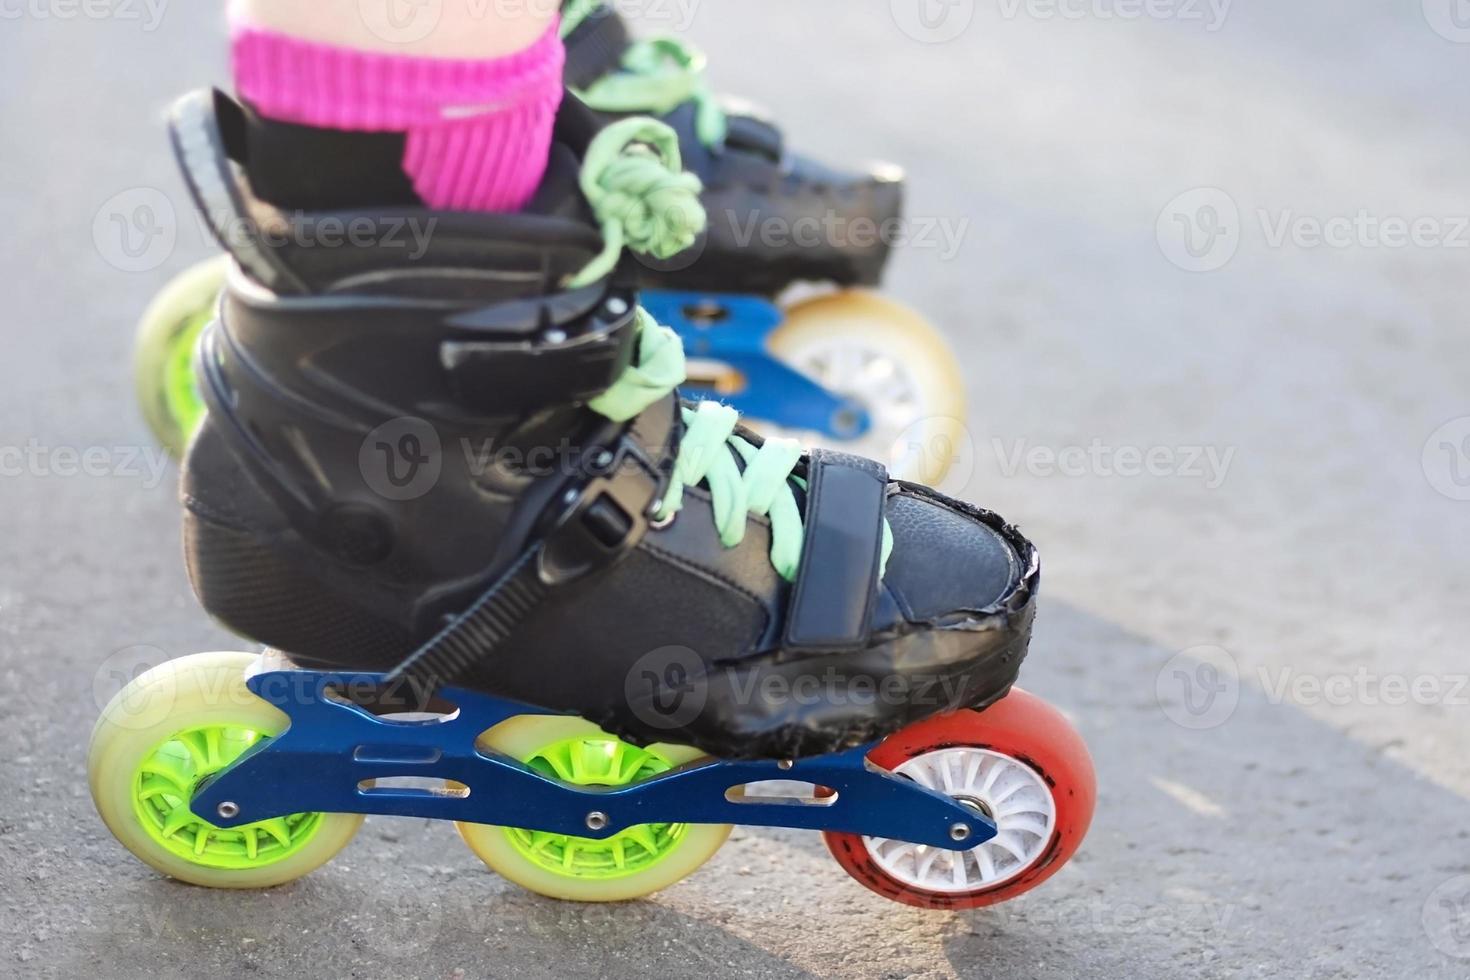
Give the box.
[641,291,873,441]
[193,667,996,852]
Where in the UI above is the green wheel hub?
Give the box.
[131,725,326,871]
[159,308,209,445]
[506,737,689,880]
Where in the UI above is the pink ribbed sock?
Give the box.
[231,21,565,213]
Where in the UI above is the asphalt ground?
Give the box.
[1,2,1467,977]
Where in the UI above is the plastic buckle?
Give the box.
[537,435,664,587]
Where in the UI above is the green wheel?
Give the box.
[89,650,363,888]
[458,717,731,901]
[133,256,227,458]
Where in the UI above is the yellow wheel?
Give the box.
[133,255,227,458]
[457,717,731,902]
[89,650,363,888]
[768,289,968,485]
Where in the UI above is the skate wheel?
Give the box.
[89,650,363,888]
[457,717,731,902]
[824,689,1095,909]
[133,256,227,458]
[768,289,967,485]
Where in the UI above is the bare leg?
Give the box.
[230,0,559,59]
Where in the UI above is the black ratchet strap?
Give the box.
[782,450,889,654]
[387,429,664,690]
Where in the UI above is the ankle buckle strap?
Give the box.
[539,431,664,586]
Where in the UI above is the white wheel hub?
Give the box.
[863,748,1057,894]
[783,339,923,454]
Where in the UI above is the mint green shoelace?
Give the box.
[576,37,729,149]
[568,117,706,289]
[569,116,892,582]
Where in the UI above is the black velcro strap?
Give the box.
[168,90,310,296]
[783,450,888,654]
[563,4,631,90]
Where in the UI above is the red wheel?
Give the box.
[824,689,1095,909]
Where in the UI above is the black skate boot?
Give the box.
[172,88,1036,761]
[560,0,904,291]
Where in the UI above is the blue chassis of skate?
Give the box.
[193,668,996,852]
[641,290,873,441]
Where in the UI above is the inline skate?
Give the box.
[133,1,965,483]
[91,89,1092,907]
